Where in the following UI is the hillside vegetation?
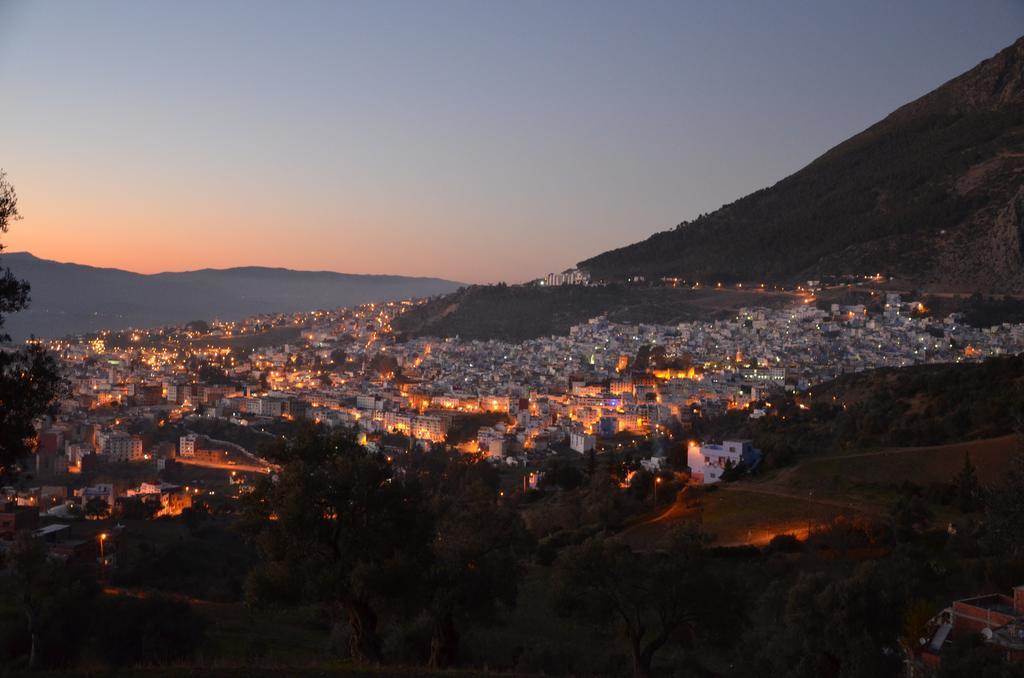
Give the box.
[393,283,792,341]
[704,354,1024,467]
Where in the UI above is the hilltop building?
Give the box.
[687,439,762,484]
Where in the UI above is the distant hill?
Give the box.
[1,252,463,341]
[392,284,793,341]
[579,36,1024,293]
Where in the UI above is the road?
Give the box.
[103,586,211,606]
[173,457,272,474]
[181,429,279,474]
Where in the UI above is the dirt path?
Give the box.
[617,435,1020,548]
[614,489,698,547]
[717,484,880,515]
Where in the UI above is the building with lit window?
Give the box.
[687,439,762,484]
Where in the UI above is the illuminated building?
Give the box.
[687,440,762,484]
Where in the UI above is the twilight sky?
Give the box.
[0,1,1021,283]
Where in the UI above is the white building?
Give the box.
[245,397,285,417]
[570,431,596,454]
[65,442,91,466]
[686,439,761,484]
[356,394,380,411]
[541,268,591,287]
[382,411,450,443]
[179,433,198,457]
[95,431,143,462]
[487,437,507,459]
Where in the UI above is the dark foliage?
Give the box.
[113,521,255,602]
[555,528,737,678]
[92,594,207,667]
[740,562,907,677]
[415,455,533,668]
[240,429,433,664]
[707,356,1024,464]
[0,171,64,478]
[393,284,772,341]
[444,412,509,446]
[0,531,99,669]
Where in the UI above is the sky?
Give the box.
[0,1,1022,283]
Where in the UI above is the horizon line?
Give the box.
[3,250,478,285]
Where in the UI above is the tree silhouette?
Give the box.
[241,430,431,664]
[555,528,730,678]
[986,452,1024,554]
[0,171,64,478]
[418,458,532,668]
[84,497,111,520]
[952,452,983,513]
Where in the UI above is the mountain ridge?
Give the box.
[1,252,464,341]
[578,35,1024,292]
[4,251,456,283]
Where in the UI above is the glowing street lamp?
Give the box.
[654,476,663,502]
[98,532,108,577]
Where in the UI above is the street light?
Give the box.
[98,533,108,578]
[654,476,663,503]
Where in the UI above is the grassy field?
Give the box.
[617,484,851,548]
[743,434,1021,507]
[700,488,852,546]
[197,602,331,665]
[619,435,1021,548]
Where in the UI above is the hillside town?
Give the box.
[10,290,1023,536]
[5,9,1024,675]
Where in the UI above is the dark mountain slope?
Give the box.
[2,253,462,340]
[392,284,793,341]
[579,36,1024,293]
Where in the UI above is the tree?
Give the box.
[555,528,729,678]
[0,171,64,479]
[719,458,748,482]
[741,565,906,678]
[84,497,111,520]
[986,452,1024,554]
[197,362,230,384]
[9,530,48,669]
[952,452,983,513]
[890,494,932,543]
[241,430,432,664]
[181,502,209,532]
[421,468,532,668]
[4,530,98,669]
[542,458,584,491]
[117,497,159,521]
